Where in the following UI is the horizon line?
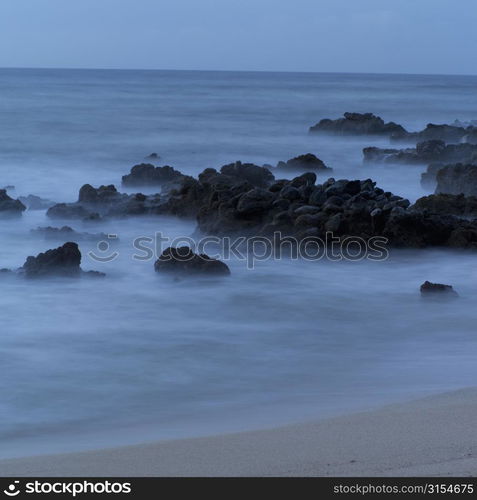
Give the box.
[0,66,476,78]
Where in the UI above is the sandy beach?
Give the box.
[1,388,476,477]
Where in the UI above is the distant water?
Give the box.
[1,69,477,459]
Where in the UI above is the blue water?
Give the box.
[1,69,477,459]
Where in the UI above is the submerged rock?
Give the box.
[420,281,458,297]
[122,163,184,187]
[309,112,406,136]
[20,242,104,278]
[154,246,230,277]
[31,226,113,242]
[18,194,55,210]
[363,141,477,165]
[47,203,95,220]
[275,153,332,172]
[145,153,160,160]
[0,189,26,216]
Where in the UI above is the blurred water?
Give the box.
[1,69,477,458]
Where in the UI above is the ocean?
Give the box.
[1,68,477,458]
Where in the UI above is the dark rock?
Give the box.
[392,123,477,144]
[0,189,26,216]
[309,112,407,136]
[364,141,477,165]
[20,242,100,278]
[413,194,477,217]
[420,163,445,190]
[154,246,230,277]
[78,184,120,204]
[435,164,477,197]
[145,153,160,159]
[236,188,275,216]
[420,281,458,297]
[220,161,275,188]
[122,164,184,187]
[275,153,332,172]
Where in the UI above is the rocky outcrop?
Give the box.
[420,281,458,297]
[122,163,184,187]
[309,112,406,136]
[275,153,332,172]
[20,242,104,278]
[31,226,113,242]
[219,161,275,188]
[412,194,477,217]
[420,163,445,190]
[435,164,477,197]
[0,189,26,216]
[392,123,477,144]
[47,184,165,220]
[18,194,55,210]
[154,247,230,277]
[363,141,477,164]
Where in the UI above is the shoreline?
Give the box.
[1,388,477,477]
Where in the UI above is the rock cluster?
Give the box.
[274,153,332,172]
[413,193,477,217]
[0,189,26,216]
[392,123,477,144]
[309,112,406,136]
[47,184,163,220]
[121,163,185,187]
[363,140,477,165]
[435,164,477,197]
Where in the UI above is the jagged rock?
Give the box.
[145,153,160,159]
[420,281,458,297]
[78,184,121,204]
[420,163,445,190]
[392,123,477,144]
[154,247,230,277]
[435,164,477,197]
[0,189,26,216]
[122,164,184,187]
[47,184,166,219]
[220,161,275,188]
[275,153,332,172]
[413,194,477,217]
[363,141,477,164]
[20,242,104,278]
[309,112,406,136]
[18,194,55,210]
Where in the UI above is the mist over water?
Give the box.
[1,69,477,458]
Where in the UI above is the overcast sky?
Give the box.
[0,0,475,75]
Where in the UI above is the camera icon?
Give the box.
[4,481,20,497]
